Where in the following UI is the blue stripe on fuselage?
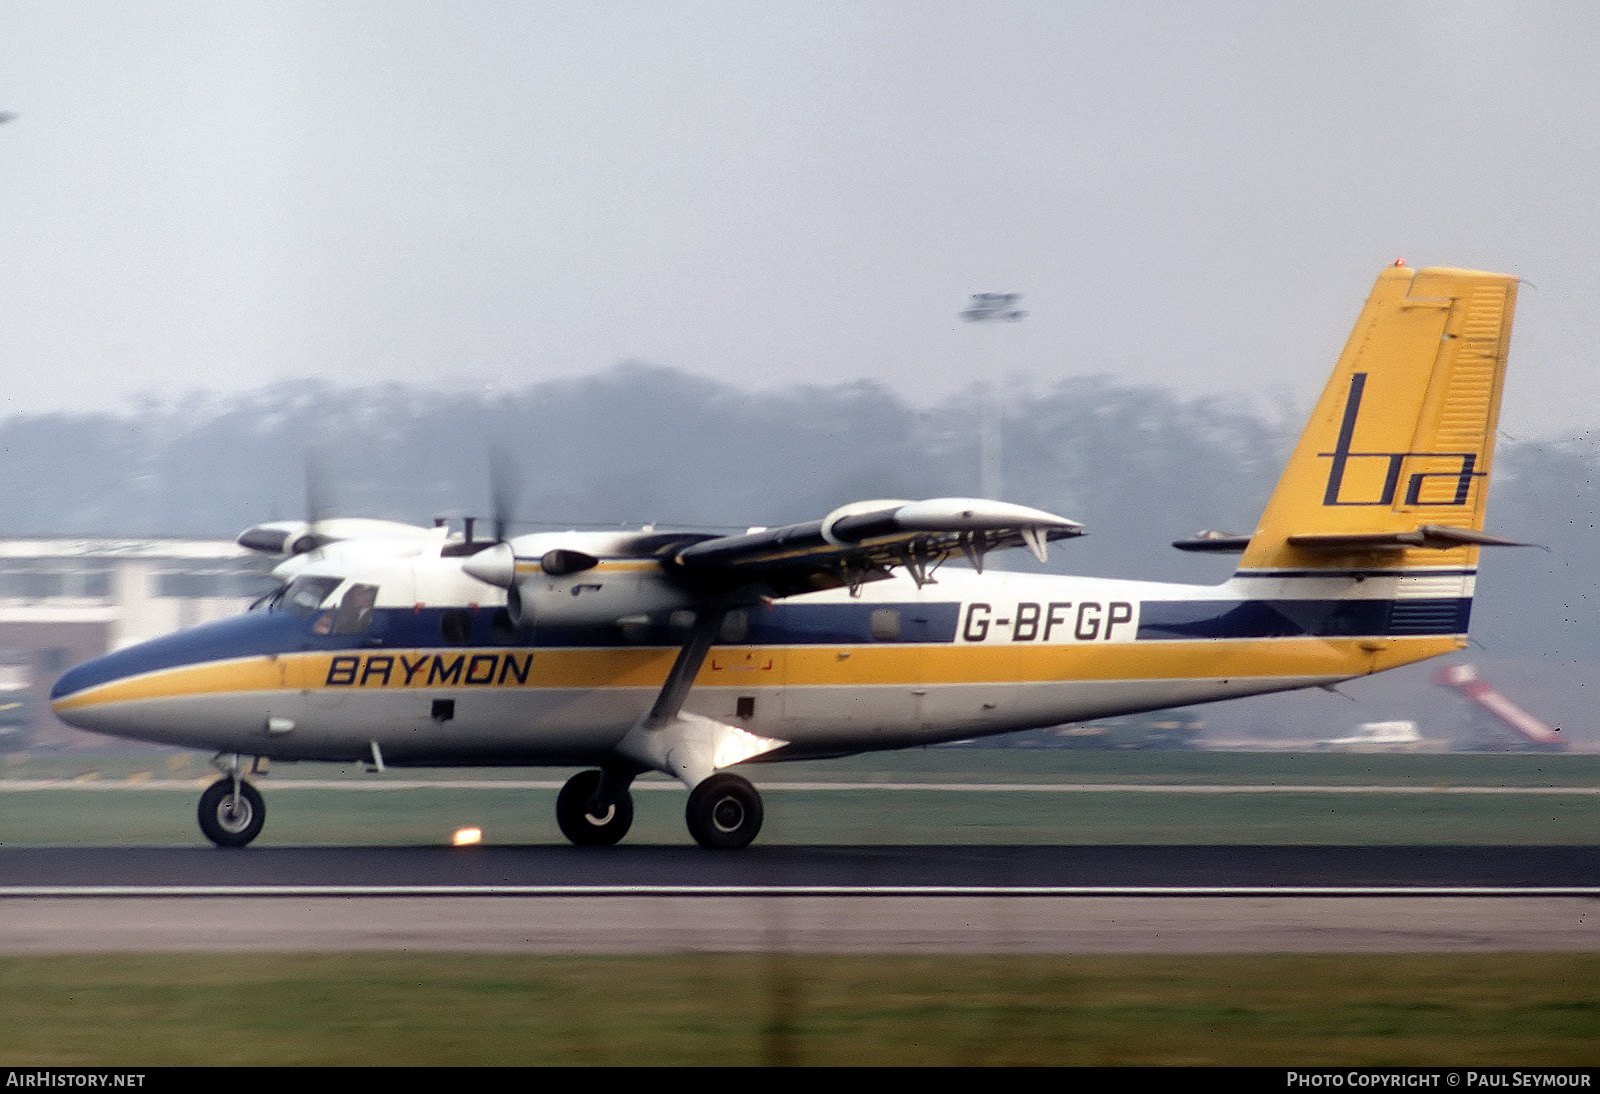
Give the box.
[51,595,1471,701]
[1136,598,1471,640]
[50,611,311,700]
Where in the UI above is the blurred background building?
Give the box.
[0,538,269,749]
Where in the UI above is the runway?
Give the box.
[0,845,1595,953]
[1,843,1597,891]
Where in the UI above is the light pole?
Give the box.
[960,292,1025,500]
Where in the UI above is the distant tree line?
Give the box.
[0,362,1591,662]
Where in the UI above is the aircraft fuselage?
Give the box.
[51,564,1467,765]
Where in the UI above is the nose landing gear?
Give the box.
[198,777,265,848]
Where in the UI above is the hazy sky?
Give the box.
[2,2,1597,436]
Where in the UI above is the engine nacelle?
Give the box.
[506,567,700,628]
[464,541,703,628]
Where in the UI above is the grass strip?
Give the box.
[1,952,1597,1066]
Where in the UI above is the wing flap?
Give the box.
[674,497,1084,595]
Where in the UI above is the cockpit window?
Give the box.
[331,583,378,635]
[249,586,285,612]
[279,576,342,618]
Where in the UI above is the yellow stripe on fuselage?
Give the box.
[52,634,1461,713]
[52,655,292,711]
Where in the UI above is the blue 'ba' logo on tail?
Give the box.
[1320,373,1482,507]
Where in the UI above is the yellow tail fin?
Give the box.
[1238,264,1519,573]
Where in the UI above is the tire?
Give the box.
[197,778,265,848]
[685,773,763,850]
[556,770,634,846]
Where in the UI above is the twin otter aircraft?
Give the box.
[51,264,1521,849]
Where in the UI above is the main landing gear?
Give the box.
[556,769,635,846]
[685,772,763,850]
[552,605,769,850]
[198,777,265,848]
[556,767,765,850]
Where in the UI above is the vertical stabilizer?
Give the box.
[1239,265,1518,573]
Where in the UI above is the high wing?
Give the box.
[671,497,1084,597]
[460,496,1084,619]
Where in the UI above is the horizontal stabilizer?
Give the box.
[1172,532,1253,553]
[1286,525,1530,551]
[1177,524,1528,555]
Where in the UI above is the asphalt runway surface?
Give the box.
[0,845,1596,953]
[1,843,1597,890]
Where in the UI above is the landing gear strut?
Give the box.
[556,769,635,846]
[685,773,763,850]
[198,778,265,848]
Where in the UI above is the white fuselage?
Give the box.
[50,553,1472,766]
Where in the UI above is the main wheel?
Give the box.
[197,778,265,848]
[556,770,634,846]
[685,773,763,849]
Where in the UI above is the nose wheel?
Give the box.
[198,778,266,848]
[685,773,763,849]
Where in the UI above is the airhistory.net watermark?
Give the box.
[5,1074,145,1088]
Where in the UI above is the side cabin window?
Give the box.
[279,576,342,618]
[440,608,473,646]
[331,584,378,635]
[870,608,902,642]
[719,610,749,643]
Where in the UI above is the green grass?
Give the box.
[1,953,1597,1066]
[5,749,1600,846]
[5,783,1599,846]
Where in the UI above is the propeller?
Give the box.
[489,443,521,545]
[294,446,333,554]
[452,445,525,574]
[234,450,333,558]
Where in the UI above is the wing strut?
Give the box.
[616,606,788,788]
[643,608,727,729]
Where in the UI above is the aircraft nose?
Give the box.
[48,610,303,733]
[49,655,119,726]
[50,659,96,704]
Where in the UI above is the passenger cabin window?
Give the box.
[280,576,342,618]
[440,608,472,646]
[870,608,902,641]
[331,584,378,635]
[719,610,749,643]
